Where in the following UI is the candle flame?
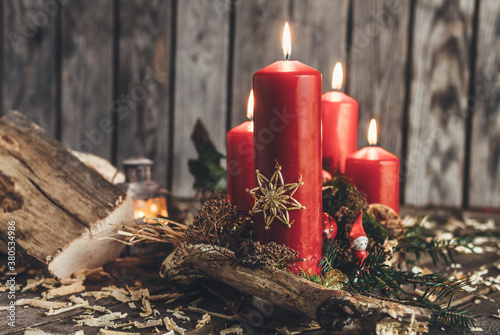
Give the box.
[331,62,343,90]
[283,22,291,60]
[150,204,157,213]
[247,89,254,119]
[368,119,377,146]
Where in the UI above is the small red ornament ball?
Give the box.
[322,169,333,183]
[322,212,338,240]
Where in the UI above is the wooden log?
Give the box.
[0,111,134,278]
[160,245,431,333]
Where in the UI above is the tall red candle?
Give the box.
[345,120,400,213]
[227,91,254,211]
[251,23,322,274]
[322,62,359,174]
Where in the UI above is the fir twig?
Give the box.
[397,219,474,265]
[320,247,481,334]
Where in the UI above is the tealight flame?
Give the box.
[368,119,377,146]
[283,22,291,60]
[247,89,254,119]
[331,62,343,90]
[150,204,157,213]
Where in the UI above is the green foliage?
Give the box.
[320,247,480,334]
[322,175,366,218]
[362,212,389,244]
[397,219,474,265]
[188,142,227,192]
[300,271,323,285]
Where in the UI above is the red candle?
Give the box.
[322,62,359,174]
[251,23,322,274]
[345,119,400,213]
[227,90,255,211]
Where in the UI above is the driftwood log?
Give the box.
[0,111,134,278]
[161,245,431,334]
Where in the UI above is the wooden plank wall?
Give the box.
[1,0,499,209]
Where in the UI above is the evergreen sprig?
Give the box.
[320,247,480,334]
[397,219,474,265]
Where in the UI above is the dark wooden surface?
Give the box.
[116,0,173,189]
[1,207,500,334]
[61,0,114,161]
[406,0,474,207]
[1,0,499,208]
[350,0,410,158]
[469,1,500,208]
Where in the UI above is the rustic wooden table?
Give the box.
[1,207,500,335]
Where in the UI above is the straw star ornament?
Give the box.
[246,161,305,229]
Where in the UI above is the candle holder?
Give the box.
[118,158,168,219]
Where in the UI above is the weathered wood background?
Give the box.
[1,0,499,209]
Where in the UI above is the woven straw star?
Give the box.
[246,161,305,229]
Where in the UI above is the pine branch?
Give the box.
[397,219,474,265]
[320,247,480,334]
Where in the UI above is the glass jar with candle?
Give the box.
[118,158,169,219]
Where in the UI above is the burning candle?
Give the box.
[322,62,359,174]
[345,119,400,213]
[227,90,255,211]
[251,22,322,274]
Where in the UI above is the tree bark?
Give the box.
[161,245,431,334]
[0,111,134,278]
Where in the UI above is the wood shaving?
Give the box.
[172,311,190,322]
[220,325,243,335]
[149,292,182,302]
[46,302,88,316]
[21,278,46,293]
[195,313,211,329]
[101,286,142,303]
[98,329,139,335]
[47,281,85,297]
[187,306,238,321]
[16,298,67,310]
[140,288,152,317]
[163,316,186,334]
[127,284,144,301]
[24,329,61,335]
[76,267,112,282]
[60,272,86,285]
[132,319,163,328]
[128,302,136,309]
[81,290,113,300]
[70,296,111,313]
[74,312,128,327]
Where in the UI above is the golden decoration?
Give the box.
[322,269,348,290]
[246,161,305,229]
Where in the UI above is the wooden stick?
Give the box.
[161,245,431,333]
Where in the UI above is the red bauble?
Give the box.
[322,212,338,240]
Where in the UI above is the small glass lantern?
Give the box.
[118,158,168,219]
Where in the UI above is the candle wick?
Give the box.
[285,53,289,61]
